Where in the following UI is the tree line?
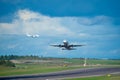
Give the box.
[0,60,15,67]
[0,55,40,67]
[0,55,40,60]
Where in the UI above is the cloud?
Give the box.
[74,15,112,26]
[17,9,40,21]
[0,9,75,36]
[110,49,120,54]
[7,44,18,49]
[0,9,119,59]
[0,9,119,39]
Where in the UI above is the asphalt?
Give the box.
[0,67,120,80]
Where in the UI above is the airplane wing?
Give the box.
[50,45,64,47]
[69,44,85,47]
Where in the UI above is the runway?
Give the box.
[0,67,120,80]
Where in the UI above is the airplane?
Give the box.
[26,33,39,38]
[51,40,85,50]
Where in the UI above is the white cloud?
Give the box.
[110,49,120,54]
[7,44,18,49]
[0,9,118,39]
[17,9,40,21]
[0,9,74,36]
[75,15,112,25]
[79,33,89,37]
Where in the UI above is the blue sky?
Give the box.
[0,0,120,59]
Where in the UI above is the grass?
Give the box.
[0,64,83,76]
[0,59,120,76]
[64,74,120,80]
[63,59,120,65]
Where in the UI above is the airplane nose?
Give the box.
[63,40,67,43]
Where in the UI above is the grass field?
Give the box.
[64,74,120,80]
[0,59,120,76]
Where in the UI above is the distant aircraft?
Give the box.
[26,33,39,38]
[51,40,85,50]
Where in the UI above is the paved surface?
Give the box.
[0,67,120,80]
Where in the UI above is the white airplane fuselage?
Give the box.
[51,40,84,50]
[62,40,74,50]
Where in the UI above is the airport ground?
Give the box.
[0,58,120,77]
[64,74,120,80]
